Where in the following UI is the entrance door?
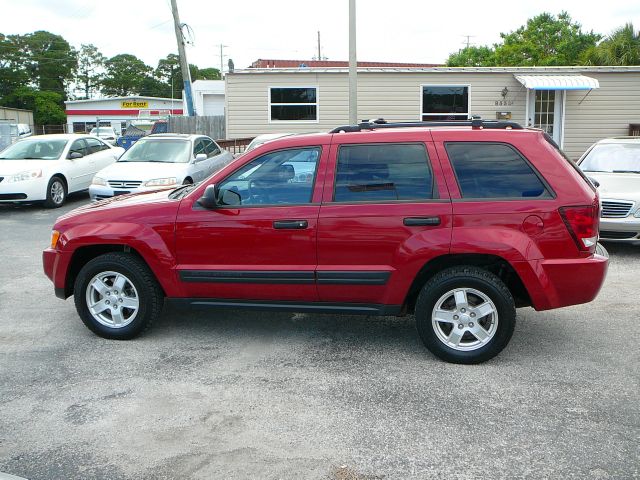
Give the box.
[527,90,564,145]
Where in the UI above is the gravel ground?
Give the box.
[0,193,638,480]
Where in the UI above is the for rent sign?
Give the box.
[121,100,149,109]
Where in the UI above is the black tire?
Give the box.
[43,176,67,208]
[415,266,516,364]
[73,252,164,340]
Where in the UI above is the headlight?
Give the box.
[5,169,42,183]
[92,176,107,186]
[144,177,177,187]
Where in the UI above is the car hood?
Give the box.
[97,161,189,181]
[587,172,640,202]
[0,159,61,175]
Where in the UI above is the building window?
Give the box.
[421,85,469,121]
[269,87,318,122]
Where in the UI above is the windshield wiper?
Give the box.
[612,170,640,173]
[168,183,197,199]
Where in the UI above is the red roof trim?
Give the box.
[65,109,184,116]
[250,59,443,68]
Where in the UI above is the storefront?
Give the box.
[64,96,183,135]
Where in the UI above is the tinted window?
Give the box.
[334,144,434,202]
[193,139,206,156]
[69,139,88,157]
[203,139,220,156]
[446,143,551,199]
[85,137,106,154]
[217,148,320,206]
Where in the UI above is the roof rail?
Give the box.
[329,116,524,133]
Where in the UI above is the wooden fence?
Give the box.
[168,116,226,140]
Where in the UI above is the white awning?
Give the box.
[514,74,600,90]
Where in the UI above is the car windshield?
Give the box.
[91,128,115,135]
[580,143,640,173]
[0,138,67,160]
[118,139,191,163]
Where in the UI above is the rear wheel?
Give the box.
[415,266,516,364]
[73,253,163,339]
[44,176,66,208]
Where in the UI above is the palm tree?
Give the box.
[584,23,640,65]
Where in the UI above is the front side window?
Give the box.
[422,85,469,121]
[69,139,88,157]
[203,139,221,157]
[269,87,318,122]
[217,147,321,205]
[334,143,434,202]
[445,142,551,199]
[85,138,107,154]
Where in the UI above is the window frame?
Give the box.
[420,84,471,121]
[268,86,319,124]
[213,146,323,209]
[331,142,440,205]
[444,141,556,201]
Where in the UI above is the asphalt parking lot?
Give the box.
[0,194,638,480]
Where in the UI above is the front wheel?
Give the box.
[415,266,516,364]
[73,253,164,339]
[44,176,66,208]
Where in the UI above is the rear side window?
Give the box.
[334,143,434,202]
[445,142,551,199]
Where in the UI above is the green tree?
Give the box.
[22,30,77,99]
[0,33,29,98]
[446,46,496,67]
[494,12,600,66]
[2,86,66,125]
[583,23,640,65]
[197,67,221,80]
[102,54,152,96]
[75,44,106,99]
[139,76,171,98]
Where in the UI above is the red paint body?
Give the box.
[43,127,608,312]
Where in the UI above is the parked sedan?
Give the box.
[578,137,640,242]
[89,134,234,201]
[0,134,123,207]
[90,127,118,145]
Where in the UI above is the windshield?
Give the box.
[91,128,115,135]
[580,143,640,173]
[118,139,191,163]
[0,138,68,160]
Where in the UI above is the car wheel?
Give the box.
[415,266,516,364]
[44,176,67,208]
[73,253,164,339]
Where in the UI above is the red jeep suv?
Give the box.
[43,119,608,364]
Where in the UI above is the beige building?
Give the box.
[225,66,640,159]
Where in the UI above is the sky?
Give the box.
[1,0,639,72]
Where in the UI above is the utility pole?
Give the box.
[317,31,321,60]
[218,44,228,77]
[348,0,357,125]
[170,0,194,116]
[463,35,474,49]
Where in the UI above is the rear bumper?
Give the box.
[514,244,609,311]
[43,247,72,299]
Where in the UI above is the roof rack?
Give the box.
[329,116,523,133]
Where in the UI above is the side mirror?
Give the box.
[68,151,83,159]
[198,184,218,209]
[220,188,241,206]
[587,176,600,188]
[195,153,207,163]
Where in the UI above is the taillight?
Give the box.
[559,204,599,254]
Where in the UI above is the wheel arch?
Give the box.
[404,253,532,313]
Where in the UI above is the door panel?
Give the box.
[317,141,452,306]
[67,139,95,191]
[174,145,329,301]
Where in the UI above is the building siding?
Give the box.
[226,69,640,159]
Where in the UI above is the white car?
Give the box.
[0,134,123,208]
[243,133,295,155]
[90,127,118,145]
[89,134,234,201]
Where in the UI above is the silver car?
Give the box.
[578,137,640,242]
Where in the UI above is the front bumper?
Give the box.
[599,217,640,241]
[43,247,73,299]
[0,177,47,202]
[514,244,609,311]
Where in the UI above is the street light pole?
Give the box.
[348,0,357,125]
